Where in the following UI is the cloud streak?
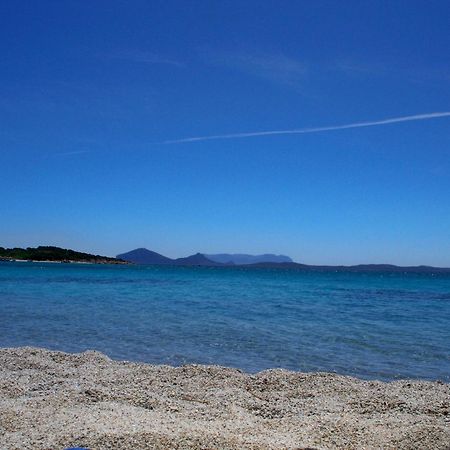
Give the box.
[163,112,450,144]
[55,150,90,156]
[110,50,184,67]
[204,50,307,87]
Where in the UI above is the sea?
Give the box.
[1,261,449,382]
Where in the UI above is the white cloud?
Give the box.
[204,50,307,86]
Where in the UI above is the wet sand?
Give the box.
[0,347,448,449]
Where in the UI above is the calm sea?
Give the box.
[1,261,449,381]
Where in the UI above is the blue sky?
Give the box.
[1,0,449,265]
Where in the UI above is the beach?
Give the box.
[3,1,450,449]
[1,347,449,450]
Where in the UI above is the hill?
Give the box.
[116,248,450,272]
[174,253,223,266]
[116,248,222,266]
[0,246,127,264]
[245,262,450,273]
[116,248,173,265]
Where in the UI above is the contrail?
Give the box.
[162,111,450,144]
[56,150,90,156]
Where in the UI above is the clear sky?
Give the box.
[1,1,449,265]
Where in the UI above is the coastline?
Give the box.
[1,347,448,449]
[0,258,129,265]
[2,255,450,272]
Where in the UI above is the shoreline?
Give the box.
[1,347,449,449]
[0,258,129,265]
[2,257,450,273]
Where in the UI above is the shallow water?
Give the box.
[0,261,449,381]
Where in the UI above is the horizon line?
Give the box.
[162,111,450,144]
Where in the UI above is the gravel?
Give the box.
[0,347,448,449]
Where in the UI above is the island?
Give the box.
[0,246,128,264]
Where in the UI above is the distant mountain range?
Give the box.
[3,246,448,272]
[117,249,290,266]
[116,248,224,266]
[206,253,292,265]
[244,262,450,273]
[116,248,450,272]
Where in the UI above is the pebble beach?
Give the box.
[1,347,449,449]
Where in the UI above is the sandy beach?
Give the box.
[0,347,448,449]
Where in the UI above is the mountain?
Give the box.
[115,248,450,273]
[117,248,173,265]
[174,253,223,266]
[206,253,292,265]
[116,249,222,266]
[0,246,127,264]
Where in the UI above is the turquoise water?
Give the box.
[0,261,449,381]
